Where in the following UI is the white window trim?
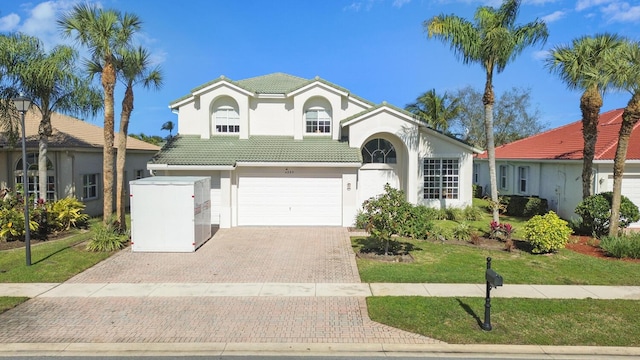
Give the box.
[15,153,55,201]
[518,166,529,194]
[82,173,99,201]
[499,165,509,191]
[304,108,331,134]
[214,106,240,134]
[423,158,460,200]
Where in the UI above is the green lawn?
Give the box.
[368,297,640,346]
[0,297,28,314]
[353,236,640,285]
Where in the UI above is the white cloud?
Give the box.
[601,2,640,22]
[541,10,566,23]
[0,13,20,31]
[532,49,550,61]
[575,0,613,12]
[17,0,79,50]
[393,0,411,7]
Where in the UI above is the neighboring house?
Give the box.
[0,108,160,216]
[474,108,640,228]
[149,73,480,228]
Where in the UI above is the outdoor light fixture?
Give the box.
[12,94,32,266]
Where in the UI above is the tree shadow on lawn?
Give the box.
[353,237,422,256]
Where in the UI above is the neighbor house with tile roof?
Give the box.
[149,73,481,227]
[0,108,160,216]
[474,108,640,228]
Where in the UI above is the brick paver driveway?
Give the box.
[0,227,440,344]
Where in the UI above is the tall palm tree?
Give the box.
[114,46,162,231]
[5,34,101,202]
[58,4,141,223]
[546,34,626,200]
[608,40,640,235]
[161,120,175,139]
[425,0,548,222]
[405,89,460,133]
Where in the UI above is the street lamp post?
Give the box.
[12,95,32,266]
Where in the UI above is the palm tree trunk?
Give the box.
[580,85,603,200]
[116,86,133,232]
[483,78,499,223]
[102,61,116,224]
[609,93,640,236]
[38,111,53,203]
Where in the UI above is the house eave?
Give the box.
[147,164,236,171]
[235,161,362,168]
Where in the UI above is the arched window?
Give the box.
[214,106,240,133]
[305,108,331,134]
[362,139,396,164]
[15,153,55,201]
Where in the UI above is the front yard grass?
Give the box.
[353,236,640,285]
[368,297,640,346]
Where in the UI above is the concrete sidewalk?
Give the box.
[2,282,640,299]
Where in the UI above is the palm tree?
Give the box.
[3,34,101,202]
[113,46,163,231]
[608,40,640,235]
[405,89,460,132]
[425,0,548,222]
[58,4,141,223]
[161,120,175,139]
[546,34,626,200]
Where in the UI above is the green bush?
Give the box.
[472,184,483,198]
[600,233,640,259]
[503,195,548,217]
[362,184,413,254]
[86,221,129,252]
[463,205,483,221]
[354,210,369,230]
[445,207,464,221]
[452,222,472,241]
[523,211,572,254]
[398,205,434,240]
[0,207,38,242]
[429,225,453,242]
[575,192,640,237]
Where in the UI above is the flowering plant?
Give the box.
[489,221,514,241]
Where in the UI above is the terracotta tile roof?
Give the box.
[476,109,640,161]
[150,135,362,166]
[0,108,160,152]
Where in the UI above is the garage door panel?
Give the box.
[238,174,342,226]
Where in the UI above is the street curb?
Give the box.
[1,342,639,357]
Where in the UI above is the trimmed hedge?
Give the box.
[500,195,548,217]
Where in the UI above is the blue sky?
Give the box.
[2,0,640,138]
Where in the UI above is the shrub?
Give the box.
[489,221,514,241]
[398,205,434,240]
[469,231,482,245]
[472,184,483,198]
[523,211,572,254]
[362,184,413,254]
[429,225,452,242]
[445,207,464,221]
[600,233,640,259]
[463,205,483,221]
[86,220,129,252]
[47,197,90,231]
[0,207,38,242]
[575,192,640,238]
[503,195,548,217]
[452,222,472,241]
[354,210,369,230]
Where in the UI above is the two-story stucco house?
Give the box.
[148,73,480,228]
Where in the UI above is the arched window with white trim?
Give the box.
[362,138,397,164]
[212,97,240,134]
[15,153,55,201]
[304,97,332,134]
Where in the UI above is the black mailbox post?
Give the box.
[482,257,503,331]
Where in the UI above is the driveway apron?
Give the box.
[0,227,440,344]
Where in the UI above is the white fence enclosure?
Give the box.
[129,176,212,252]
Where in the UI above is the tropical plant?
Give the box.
[86,219,129,252]
[161,120,175,138]
[99,46,162,232]
[58,4,142,223]
[1,34,102,202]
[425,0,548,223]
[452,222,472,241]
[46,197,90,231]
[546,33,627,200]
[607,40,640,236]
[405,89,460,132]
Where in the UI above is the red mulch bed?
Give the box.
[566,235,640,263]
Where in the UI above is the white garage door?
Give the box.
[237,170,343,226]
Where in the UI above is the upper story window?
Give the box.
[215,106,240,133]
[305,108,331,134]
[362,138,396,164]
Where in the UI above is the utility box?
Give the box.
[129,176,211,252]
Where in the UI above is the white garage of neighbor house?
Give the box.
[474,108,640,228]
[148,73,480,228]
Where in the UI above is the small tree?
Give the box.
[361,184,412,255]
